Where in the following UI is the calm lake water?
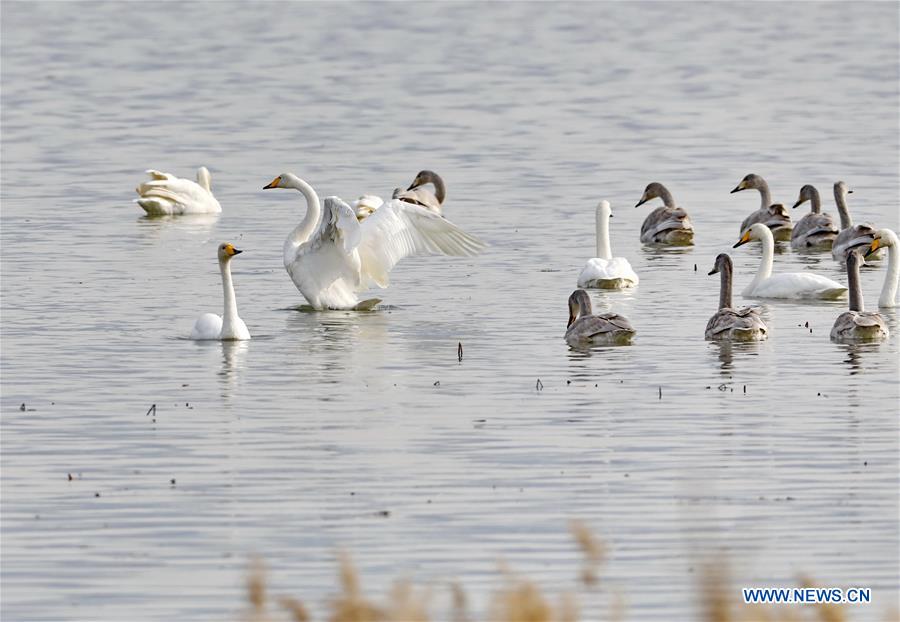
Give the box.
[2,2,898,620]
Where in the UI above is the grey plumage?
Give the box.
[790,185,839,249]
[830,251,889,342]
[565,289,635,346]
[731,173,792,241]
[635,182,694,245]
[704,253,768,341]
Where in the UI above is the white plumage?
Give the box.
[190,243,250,341]
[734,223,847,300]
[264,173,486,310]
[577,200,639,289]
[134,167,222,215]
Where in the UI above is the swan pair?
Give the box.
[790,181,879,260]
[263,173,485,310]
[733,223,847,300]
[135,167,221,215]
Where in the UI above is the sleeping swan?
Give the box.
[577,200,638,289]
[134,167,222,215]
[733,223,847,300]
[263,173,485,310]
[190,243,250,341]
[705,253,768,341]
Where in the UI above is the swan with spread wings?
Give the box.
[263,173,486,310]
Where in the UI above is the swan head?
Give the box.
[597,199,613,219]
[731,173,765,194]
[567,289,592,327]
[708,253,732,276]
[407,170,442,191]
[217,242,243,262]
[635,182,668,207]
[733,222,770,248]
[792,184,817,209]
[834,180,853,198]
[866,228,896,257]
[263,173,299,190]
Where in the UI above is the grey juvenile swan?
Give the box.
[394,170,445,216]
[830,251,889,343]
[634,182,694,245]
[790,184,839,250]
[704,253,768,341]
[730,173,792,241]
[831,181,878,262]
[565,289,636,346]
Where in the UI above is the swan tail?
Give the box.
[134,197,173,215]
[353,298,382,311]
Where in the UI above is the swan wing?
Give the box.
[641,206,691,240]
[833,224,877,260]
[357,199,485,288]
[754,273,847,299]
[145,169,174,181]
[136,175,220,212]
[577,257,639,287]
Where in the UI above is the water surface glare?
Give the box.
[2,2,898,620]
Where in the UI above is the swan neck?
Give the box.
[880,234,900,306]
[283,177,322,266]
[220,259,239,329]
[595,207,612,259]
[809,187,821,214]
[750,229,774,290]
[197,168,212,193]
[432,175,446,204]
[834,187,852,228]
[719,262,733,310]
[757,180,772,211]
[659,186,676,209]
[847,257,863,312]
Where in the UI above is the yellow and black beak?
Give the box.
[263,176,282,190]
[224,244,243,256]
[730,181,746,194]
[733,231,752,248]
[865,238,881,258]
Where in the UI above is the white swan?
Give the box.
[190,243,250,341]
[134,167,222,215]
[565,289,635,346]
[830,251,889,342]
[730,173,792,241]
[790,184,839,249]
[263,173,486,310]
[634,182,694,245]
[705,253,768,341]
[831,181,879,261]
[577,200,639,289]
[733,223,847,300]
[867,229,899,307]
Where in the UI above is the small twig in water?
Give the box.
[658,386,662,400]
[457,342,463,362]
[535,378,543,391]
[146,404,156,417]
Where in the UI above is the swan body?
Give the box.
[577,200,639,289]
[831,181,879,261]
[734,223,847,300]
[565,289,635,346]
[705,253,768,341]
[635,182,694,245]
[394,170,445,216]
[790,185,839,249]
[264,173,485,310]
[190,243,250,341]
[830,251,889,342]
[731,174,792,241]
[867,229,899,307]
[134,167,222,215]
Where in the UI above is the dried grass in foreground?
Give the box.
[241,522,892,622]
